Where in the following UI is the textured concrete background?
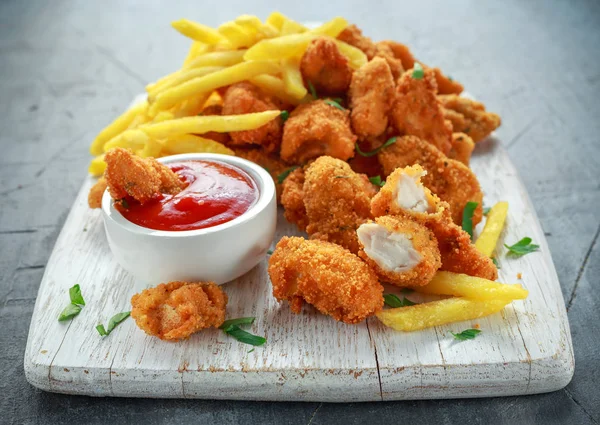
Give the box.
[1,0,599,424]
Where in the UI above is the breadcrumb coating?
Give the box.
[439,94,501,142]
[88,177,107,209]
[300,37,353,95]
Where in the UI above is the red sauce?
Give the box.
[118,160,258,231]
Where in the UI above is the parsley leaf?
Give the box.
[504,237,540,257]
[384,294,417,308]
[220,317,256,329]
[355,137,398,157]
[69,284,85,306]
[280,110,289,122]
[266,249,273,255]
[308,81,317,99]
[58,304,82,322]
[324,99,345,111]
[277,166,299,184]
[492,257,501,269]
[483,207,491,216]
[451,329,481,341]
[222,325,266,346]
[412,63,424,79]
[96,324,107,336]
[97,311,131,337]
[369,176,385,187]
[461,201,479,240]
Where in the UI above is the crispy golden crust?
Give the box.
[222,82,283,153]
[131,281,227,341]
[370,166,496,280]
[374,42,404,80]
[358,215,441,287]
[88,177,107,209]
[448,132,475,166]
[390,68,453,155]
[268,236,384,323]
[432,68,464,95]
[232,146,290,201]
[377,135,483,226]
[280,100,357,163]
[303,156,376,254]
[300,37,353,95]
[104,147,185,204]
[281,167,308,232]
[439,94,501,142]
[377,40,415,71]
[337,24,377,59]
[349,57,395,139]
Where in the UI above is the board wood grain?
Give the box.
[23,102,574,402]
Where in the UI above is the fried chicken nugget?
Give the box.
[300,37,353,95]
[104,147,185,204]
[349,57,396,139]
[268,236,384,324]
[374,41,405,80]
[337,24,377,59]
[281,167,308,232]
[88,177,107,209]
[390,68,453,155]
[303,156,376,254]
[448,132,475,166]
[222,82,283,153]
[371,165,497,280]
[432,68,464,95]
[131,281,227,341]
[377,40,415,71]
[357,215,441,287]
[280,100,356,163]
[439,94,501,142]
[378,135,483,226]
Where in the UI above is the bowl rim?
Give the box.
[101,153,275,238]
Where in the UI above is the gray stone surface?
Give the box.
[1,0,599,423]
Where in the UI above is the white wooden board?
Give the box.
[24,110,574,402]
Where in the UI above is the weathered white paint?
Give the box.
[23,97,574,402]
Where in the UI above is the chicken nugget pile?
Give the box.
[89,13,505,330]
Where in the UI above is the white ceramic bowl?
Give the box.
[101,153,277,285]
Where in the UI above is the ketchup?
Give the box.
[118,160,258,231]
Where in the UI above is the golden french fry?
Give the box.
[148,66,224,99]
[218,22,256,49]
[89,101,148,155]
[235,15,278,38]
[376,297,511,332]
[309,16,348,37]
[475,201,509,257]
[103,129,150,152]
[183,49,247,69]
[138,111,281,139]
[281,19,308,35]
[173,93,211,118]
[265,11,287,30]
[88,154,106,176]
[183,42,210,67]
[171,19,227,45]
[149,60,279,115]
[335,39,368,69]
[152,111,175,123]
[414,271,528,301]
[281,57,307,99]
[139,138,164,158]
[249,75,306,105]
[162,134,234,155]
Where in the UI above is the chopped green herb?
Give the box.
[492,257,501,268]
[355,137,398,157]
[277,166,299,184]
[308,81,317,99]
[384,294,417,308]
[504,237,539,257]
[324,99,345,111]
[280,110,289,122]
[369,176,385,187]
[220,317,256,329]
[262,165,271,173]
[58,304,82,322]
[69,284,85,306]
[483,207,491,216]
[120,198,130,209]
[331,97,344,104]
[412,63,424,79]
[266,249,273,255]
[461,202,479,240]
[451,329,481,341]
[223,325,266,346]
[97,311,131,337]
[248,348,255,353]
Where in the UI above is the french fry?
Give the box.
[138,138,164,158]
[88,154,106,176]
[265,11,287,31]
[376,297,512,332]
[281,19,308,35]
[183,42,210,67]
[309,16,348,37]
[171,19,228,45]
[475,201,509,257]
[249,75,306,105]
[183,49,247,69]
[89,101,148,155]
[103,129,150,152]
[135,111,280,140]
[162,134,234,155]
[152,111,174,123]
[281,57,307,99]
[149,60,280,115]
[173,93,211,118]
[234,15,277,39]
[414,271,528,301]
[147,66,224,99]
[218,21,256,49]
[335,39,368,69]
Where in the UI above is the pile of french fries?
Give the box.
[377,201,522,331]
[88,13,367,176]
